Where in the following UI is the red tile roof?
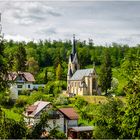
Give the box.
[27,105,38,112]
[59,108,79,120]
[8,71,35,82]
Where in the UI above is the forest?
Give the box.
[0,38,140,139]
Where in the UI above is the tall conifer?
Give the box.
[100,48,112,95]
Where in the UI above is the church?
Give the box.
[67,35,100,96]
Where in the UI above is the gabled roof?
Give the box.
[70,69,94,81]
[8,72,35,82]
[26,101,51,117]
[59,108,79,120]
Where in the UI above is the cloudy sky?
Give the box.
[0,1,140,46]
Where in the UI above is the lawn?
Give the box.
[2,107,22,121]
[82,95,126,104]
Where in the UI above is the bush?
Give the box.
[1,96,15,108]
[19,90,30,96]
[15,98,27,107]
[54,95,69,105]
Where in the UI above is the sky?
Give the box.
[0,1,140,46]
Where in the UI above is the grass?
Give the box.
[82,96,107,104]
[82,95,126,104]
[2,107,22,121]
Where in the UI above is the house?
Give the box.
[8,71,45,99]
[59,107,79,135]
[67,35,100,96]
[24,101,79,135]
[24,101,52,126]
[8,72,35,97]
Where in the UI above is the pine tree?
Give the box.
[100,49,112,95]
[15,45,27,72]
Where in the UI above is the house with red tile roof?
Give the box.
[58,107,79,135]
[8,71,45,99]
[23,101,79,135]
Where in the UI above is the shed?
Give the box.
[68,126,93,139]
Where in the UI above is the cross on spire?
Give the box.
[72,34,76,55]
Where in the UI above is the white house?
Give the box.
[23,101,79,135]
[8,71,45,99]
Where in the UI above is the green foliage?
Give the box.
[15,45,27,71]
[0,91,15,108]
[0,40,8,91]
[44,67,48,84]
[121,68,140,139]
[74,96,88,110]
[0,108,27,139]
[27,57,39,75]
[56,63,62,80]
[15,98,27,107]
[54,94,69,105]
[48,127,67,139]
[93,97,124,139]
[28,112,49,139]
[100,49,112,94]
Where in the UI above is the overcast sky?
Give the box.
[0,1,140,46]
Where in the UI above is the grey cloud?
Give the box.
[5,2,62,25]
[38,26,57,35]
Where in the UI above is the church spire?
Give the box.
[72,34,76,55]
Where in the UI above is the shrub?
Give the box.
[15,98,27,107]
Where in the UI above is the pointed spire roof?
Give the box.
[68,66,73,77]
[72,34,76,55]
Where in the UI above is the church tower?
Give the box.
[67,34,80,81]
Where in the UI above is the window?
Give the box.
[17,85,22,88]
[28,85,30,88]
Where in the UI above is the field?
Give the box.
[82,95,126,104]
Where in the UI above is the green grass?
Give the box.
[2,107,22,121]
[82,95,126,104]
[82,96,107,104]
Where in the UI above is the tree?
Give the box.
[28,112,49,138]
[93,97,124,139]
[27,57,39,75]
[15,45,27,71]
[100,49,112,95]
[0,40,8,91]
[0,108,27,139]
[121,66,140,139]
[44,67,48,84]
[48,126,66,139]
[56,63,62,80]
